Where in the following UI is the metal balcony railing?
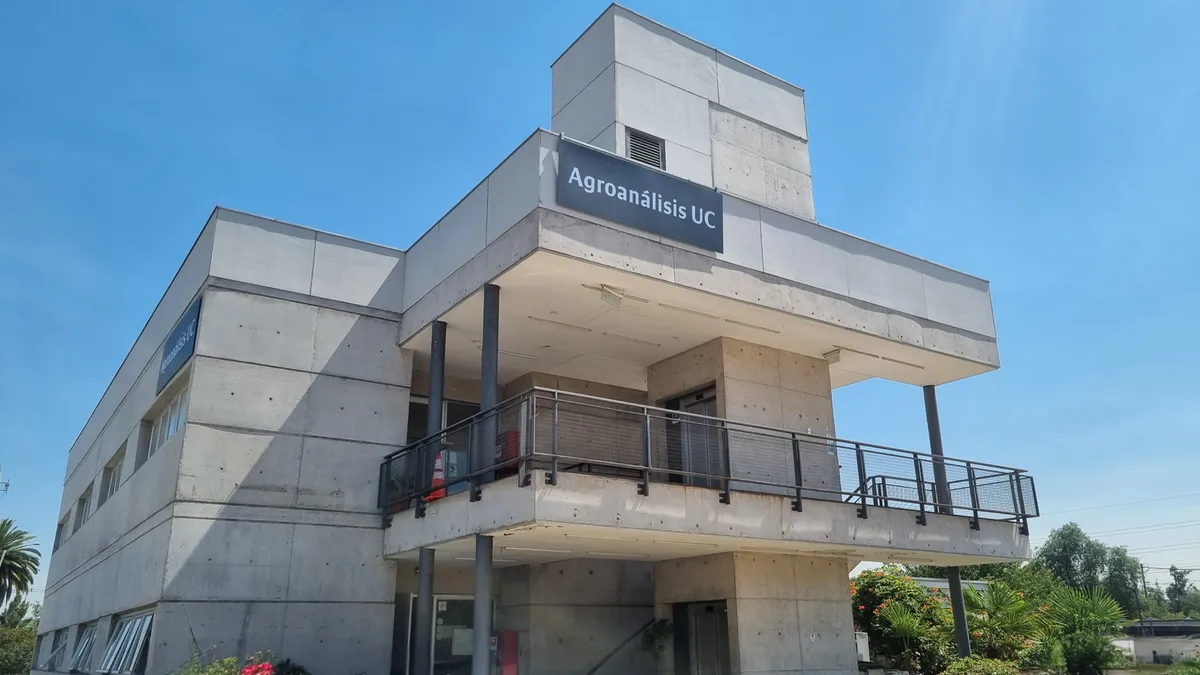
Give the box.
[378,388,1038,532]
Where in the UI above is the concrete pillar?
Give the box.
[412,320,446,675]
[471,535,493,675]
[924,385,971,658]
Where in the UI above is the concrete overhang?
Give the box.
[397,130,999,390]
[383,470,1030,568]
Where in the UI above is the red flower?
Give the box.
[859,605,865,610]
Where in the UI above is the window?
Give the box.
[137,387,189,469]
[97,613,152,675]
[626,127,665,169]
[33,634,44,670]
[41,628,68,671]
[99,446,125,508]
[70,623,98,672]
[73,483,93,533]
[53,517,69,552]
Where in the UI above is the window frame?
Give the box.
[70,623,98,673]
[73,483,93,534]
[53,517,69,552]
[42,628,69,671]
[99,446,125,508]
[97,612,152,675]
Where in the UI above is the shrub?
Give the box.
[1017,635,1064,673]
[1059,631,1121,675]
[1168,660,1200,675]
[0,625,37,675]
[852,565,952,670]
[943,656,1021,675]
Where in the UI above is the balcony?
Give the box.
[379,388,1038,538]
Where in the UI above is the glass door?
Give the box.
[408,594,475,675]
[687,602,730,675]
[680,389,722,488]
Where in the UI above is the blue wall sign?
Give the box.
[157,297,201,393]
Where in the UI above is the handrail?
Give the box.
[520,387,1029,473]
[378,387,1038,531]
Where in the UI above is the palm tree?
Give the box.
[963,580,1042,660]
[879,603,936,674]
[0,518,40,605]
[1045,587,1125,636]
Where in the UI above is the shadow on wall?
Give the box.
[150,255,408,675]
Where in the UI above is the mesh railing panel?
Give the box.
[380,389,1038,523]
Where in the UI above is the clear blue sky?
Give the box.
[2,1,1198,603]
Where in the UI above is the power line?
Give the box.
[1042,491,1200,515]
[1031,518,1200,543]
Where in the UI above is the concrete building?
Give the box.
[32,5,1038,675]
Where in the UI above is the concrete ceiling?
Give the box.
[405,251,992,393]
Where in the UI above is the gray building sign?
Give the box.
[557,138,724,252]
[157,297,201,393]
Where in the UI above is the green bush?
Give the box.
[0,625,36,675]
[274,659,312,675]
[1059,631,1121,675]
[852,566,952,670]
[1168,660,1200,675]
[943,656,1021,675]
[1018,635,1064,673]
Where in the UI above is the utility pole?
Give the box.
[0,465,9,500]
[1141,564,1154,637]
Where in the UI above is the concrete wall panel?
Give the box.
[735,597,804,671]
[210,211,315,295]
[844,237,929,319]
[664,140,713,188]
[280,602,394,675]
[922,263,996,338]
[177,425,302,507]
[486,133,543,245]
[196,290,319,372]
[310,232,405,313]
[163,518,294,601]
[296,437,397,512]
[302,375,408,445]
[588,122,620,154]
[286,525,392,602]
[188,357,312,435]
[764,159,815,222]
[612,9,718,101]
[538,208,678,283]
[552,8,616,116]
[148,601,286,674]
[615,64,711,156]
[553,64,617,149]
[311,308,407,386]
[718,197,764,271]
[795,600,859,670]
[712,138,767,204]
[715,53,807,140]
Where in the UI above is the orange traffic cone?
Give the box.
[425,451,446,502]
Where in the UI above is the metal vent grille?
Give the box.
[626,128,665,169]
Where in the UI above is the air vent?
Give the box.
[626,128,665,169]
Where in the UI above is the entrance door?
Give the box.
[677,389,723,488]
[687,602,730,675]
[409,594,475,675]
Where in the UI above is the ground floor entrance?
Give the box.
[674,601,731,675]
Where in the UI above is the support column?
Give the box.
[471,535,494,675]
[413,321,447,675]
[473,284,500,497]
[923,385,971,658]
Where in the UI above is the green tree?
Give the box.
[904,563,1019,581]
[879,603,938,675]
[0,625,37,675]
[0,520,40,606]
[1035,523,1109,590]
[0,595,34,628]
[1103,547,1142,617]
[1167,566,1194,614]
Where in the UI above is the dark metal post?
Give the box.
[471,535,494,675]
[413,320,446,675]
[791,434,803,512]
[854,443,869,519]
[640,410,652,496]
[413,548,436,675]
[473,284,500,501]
[924,385,971,658]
